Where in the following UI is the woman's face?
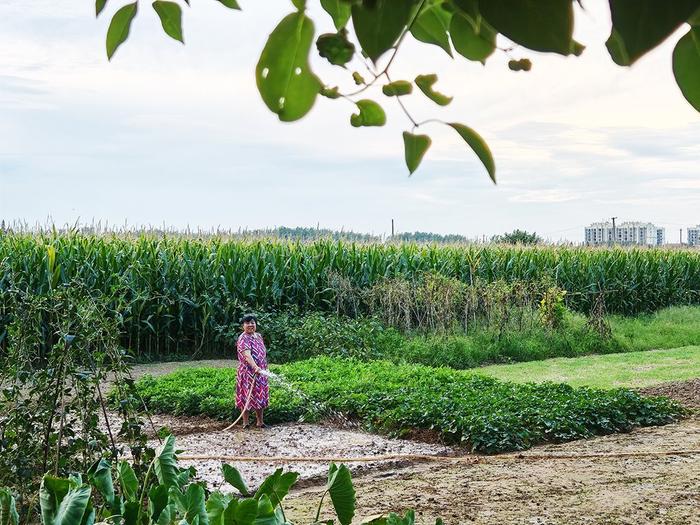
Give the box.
[243,319,256,334]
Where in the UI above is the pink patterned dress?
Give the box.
[236,332,269,410]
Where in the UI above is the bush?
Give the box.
[132,357,683,454]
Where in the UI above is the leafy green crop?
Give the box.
[131,358,683,454]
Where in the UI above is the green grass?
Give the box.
[610,306,700,351]
[475,345,700,389]
[129,357,683,454]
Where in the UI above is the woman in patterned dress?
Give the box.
[235,314,270,428]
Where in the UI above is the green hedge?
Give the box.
[131,357,683,453]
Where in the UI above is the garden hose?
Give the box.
[222,370,259,432]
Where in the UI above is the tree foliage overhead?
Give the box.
[96,0,700,179]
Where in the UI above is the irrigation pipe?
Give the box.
[178,449,700,464]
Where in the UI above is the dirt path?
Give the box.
[130,359,700,524]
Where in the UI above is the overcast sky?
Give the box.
[1,1,698,242]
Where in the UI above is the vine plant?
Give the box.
[96,0,700,180]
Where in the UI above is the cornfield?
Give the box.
[1,232,699,357]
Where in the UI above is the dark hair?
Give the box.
[240,313,257,324]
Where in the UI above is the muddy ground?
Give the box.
[130,360,700,524]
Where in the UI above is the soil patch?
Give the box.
[638,378,700,409]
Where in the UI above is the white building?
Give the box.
[689,225,700,246]
[585,221,665,246]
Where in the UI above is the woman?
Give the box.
[235,313,269,428]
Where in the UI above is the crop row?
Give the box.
[131,357,683,453]
[2,233,700,355]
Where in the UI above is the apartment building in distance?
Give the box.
[689,225,700,246]
[584,221,665,246]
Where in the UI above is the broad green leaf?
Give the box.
[154,434,180,488]
[350,100,386,127]
[382,80,413,96]
[117,461,139,501]
[252,495,283,525]
[222,464,250,496]
[222,498,239,525]
[327,464,355,525]
[606,0,700,65]
[233,498,258,525]
[452,0,478,19]
[206,492,231,525]
[0,489,19,525]
[106,2,138,60]
[415,74,452,106]
[152,1,184,43]
[410,3,453,57]
[402,132,432,174]
[87,459,115,509]
[450,12,495,63]
[96,0,108,17]
[316,29,355,66]
[40,476,92,525]
[254,468,299,507]
[480,0,573,55]
[448,123,495,183]
[215,0,240,8]
[321,0,351,30]
[256,12,322,121]
[183,484,209,525]
[673,28,700,112]
[123,501,140,525]
[351,0,415,63]
[149,485,170,523]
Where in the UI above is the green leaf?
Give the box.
[222,464,250,496]
[206,492,232,525]
[122,501,140,525]
[106,2,138,60]
[96,0,108,17]
[87,459,115,509]
[233,499,258,525]
[256,12,322,122]
[154,434,180,488]
[214,0,240,8]
[351,0,414,63]
[254,468,299,507]
[117,461,139,501]
[321,0,351,30]
[415,74,452,106]
[352,71,366,85]
[350,99,386,127]
[382,80,413,96]
[570,39,585,57]
[152,1,184,43]
[327,464,355,525]
[149,485,170,523]
[402,132,432,174]
[450,12,496,63]
[607,0,700,65]
[39,476,92,525]
[183,484,209,525]
[0,489,20,525]
[448,123,495,183]
[410,3,453,57]
[480,0,573,55]
[252,495,284,525]
[673,28,700,112]
[316,29,355,66]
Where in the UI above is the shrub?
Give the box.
[132,358,683,454]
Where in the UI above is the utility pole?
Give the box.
[680,228,683,244]
[611,216,617,245]
[391,218,394,238]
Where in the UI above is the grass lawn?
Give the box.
[475,345,700,389]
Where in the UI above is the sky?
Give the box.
[1,1,698,242]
